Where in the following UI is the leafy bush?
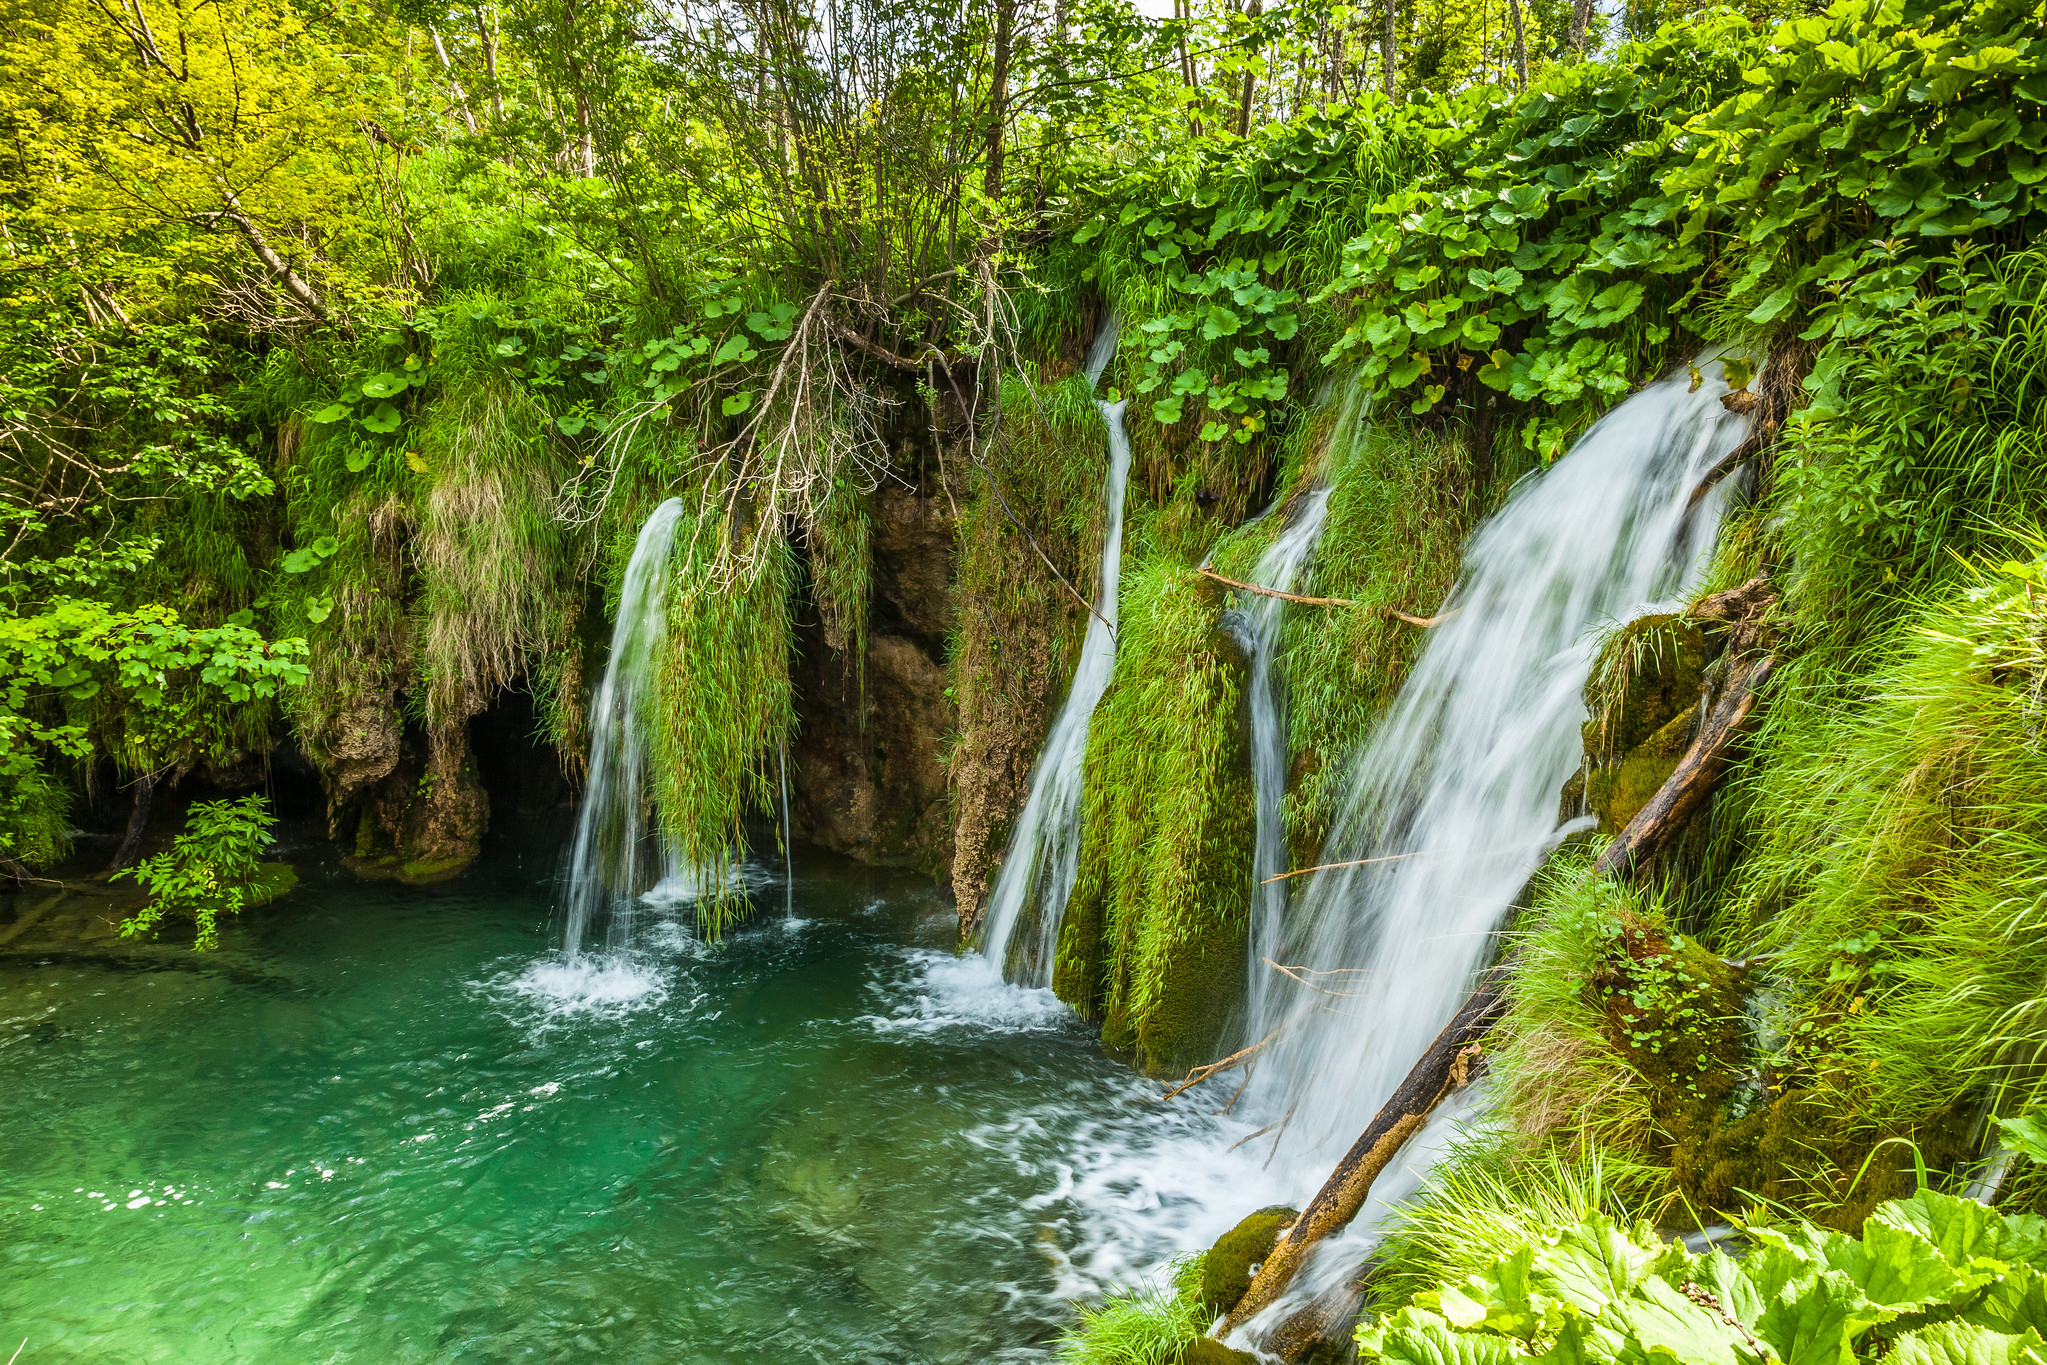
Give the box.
[117,796,279,950]
[1360,1190,2047,1365]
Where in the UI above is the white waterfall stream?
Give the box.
[1228,485,1336,1045]
[978,315,1131,983]
[1223,358,1750,1341]
[558,496,686,964]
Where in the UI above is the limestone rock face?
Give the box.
[342,727,488,884]
[790,482,959,877]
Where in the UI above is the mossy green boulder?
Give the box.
[1197,1204,1299,1315]
[1174,1338,1261,1365]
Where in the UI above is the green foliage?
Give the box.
[117,796,279,949]
[1359,1191,2047,1365]
[1776,247,2047,669]
[1056,1256,1208,1365]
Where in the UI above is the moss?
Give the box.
[1195,1205,1298,1316]
[242,861,299,905]
[949,370,1103,930]
[1173,1340,1260,1365]
[1057,564,1255,1075]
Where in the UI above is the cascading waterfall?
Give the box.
[1227,485,1336,1043]
[977,314,1131,983]
[1234,358,1747,1261]
[559,496,686,963]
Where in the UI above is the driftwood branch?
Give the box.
[1593,651,1776,878]
[1218,965,1510,1335]
[1383,606,1459,628]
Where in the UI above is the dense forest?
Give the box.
[6,0,2047,1356]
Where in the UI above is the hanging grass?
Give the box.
[653,504,797,936]
[1053,1256,1208,1365]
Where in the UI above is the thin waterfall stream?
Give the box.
[557,496,686,968]
[1226,485,1335,1044]
[977,315,1132,983]
[1224,358,1750,1343]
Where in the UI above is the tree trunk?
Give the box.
[1237,0,1263,135]
[984,0,1013,201]
[106,772,155,875]
[1380,0,1397,96]
[1508,0,1529,88]
[1219,967,1509,1335]
[429,25,480,133]
[1569,0,1594,52]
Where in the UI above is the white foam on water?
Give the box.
[863,949,1074,1034]
[496,954,670,1019]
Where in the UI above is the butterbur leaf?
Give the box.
[556,414,587,436]
[360,402,403,434]
[280,548,322,573]
[1851,1222,1975,1309]
[1875,1190,2047,1272]
[1995,1114,2047,1165]
[1889,1321,2047,1365]
[311,536,338,557]
[1152,396,1184,425]
[405,449,428,473]
[359,371,408,398]
[1753,1269,1884,1365]
[1615,1276,1746,1365]
[305,595,333,623]
[722,390,755,416]
[713,335,758,365]
[310,403,350,424]
[344,447,376,473]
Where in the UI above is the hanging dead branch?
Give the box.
[1200,566,1355,607]
[1156,1029,1282,1103]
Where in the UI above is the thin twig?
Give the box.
[1262,850,1433,884]
[1156,1029,1281,1102]
[1199,567,1354,607]
[1264,957,1368,999]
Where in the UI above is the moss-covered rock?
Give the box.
[1564,614,1712,834]
[1174,1339,1261,1365]
[1196,1204,1299,1315]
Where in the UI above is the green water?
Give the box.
[0,840,1277,1363]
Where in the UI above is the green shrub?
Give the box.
[118,796,279,950]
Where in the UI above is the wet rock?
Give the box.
[790,484,959,877]
[1198,1205,1300,1315]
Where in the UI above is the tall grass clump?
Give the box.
[1721,543,2047,1140]
[1368,1134,1668,1313]
[1054,1257,1207,1365]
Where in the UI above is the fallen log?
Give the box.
[1593,651,1776,879]
[1218,966,1510,1335]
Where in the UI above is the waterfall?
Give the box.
[1227,485,1335,1044]
[1238,358,1748,1195]
[560,497,686,962]
[978,314,1130,984]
